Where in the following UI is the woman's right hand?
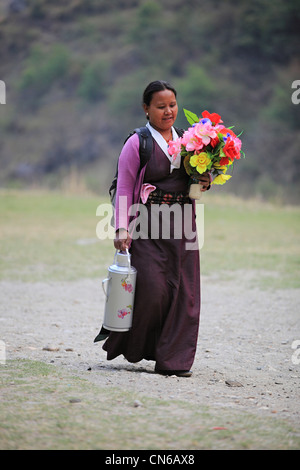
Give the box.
[114,228,131,252]
[192,171,211,191]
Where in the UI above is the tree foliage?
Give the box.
[0,0,299,201]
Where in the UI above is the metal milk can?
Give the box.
[102,249,137,332]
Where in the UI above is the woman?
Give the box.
[102,80,210,377]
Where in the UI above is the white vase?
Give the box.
[189,183,203,200]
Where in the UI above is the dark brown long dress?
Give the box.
[103,140,201,371]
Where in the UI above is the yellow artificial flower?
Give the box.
[212,174,232,185]
[213,163,228,173]
[190,152,211,174]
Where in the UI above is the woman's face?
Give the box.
[144,89,178,133]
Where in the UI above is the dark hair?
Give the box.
[143,80,177,107]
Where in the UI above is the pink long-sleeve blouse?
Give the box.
[114,133,147,232]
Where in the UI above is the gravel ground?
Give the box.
[1,272,299,427]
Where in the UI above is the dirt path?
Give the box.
[1,273,299,427]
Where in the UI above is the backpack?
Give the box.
[109,127,152,212]
[109,125,184,226]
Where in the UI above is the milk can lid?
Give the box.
[116,251,130,267]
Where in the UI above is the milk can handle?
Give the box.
[113,249,131,273]
[102,277,111,300]
[126,248,131,273]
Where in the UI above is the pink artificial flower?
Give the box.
[181,128,204,152]
[193,121,217,146]
[168,137,182,159]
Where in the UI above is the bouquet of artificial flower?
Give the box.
[168,109,245,199]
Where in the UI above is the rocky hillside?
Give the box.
[0,0,299,201]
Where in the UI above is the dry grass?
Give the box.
[0,189,299,287]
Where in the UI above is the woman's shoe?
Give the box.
[174,370,193,377]
[94,326,110,343]
[155,367,192,377]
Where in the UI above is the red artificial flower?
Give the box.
[223,138,240,161]
[210,136,220,148]
[202,110,223,125]
[225,128,237,138]
[219,127,237,138]
[219,156,231,166]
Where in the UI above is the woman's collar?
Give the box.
[146,122,180,172]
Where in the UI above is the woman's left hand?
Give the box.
[114,228,131,252]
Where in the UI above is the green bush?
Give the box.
[174,65,218,126]
[128,1,165,63]
[18,44,70,101]
[77,60,109,102]
[129,1,162,43]
[107,69,158,139]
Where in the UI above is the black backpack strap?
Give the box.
[133,126,153,169]
[109,127,153,199]
[174,126,185,137]
[125,126,183,169]
[123,126,153,170]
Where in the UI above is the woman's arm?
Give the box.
[114,133,140,251]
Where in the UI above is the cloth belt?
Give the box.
[144,187,190,206]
